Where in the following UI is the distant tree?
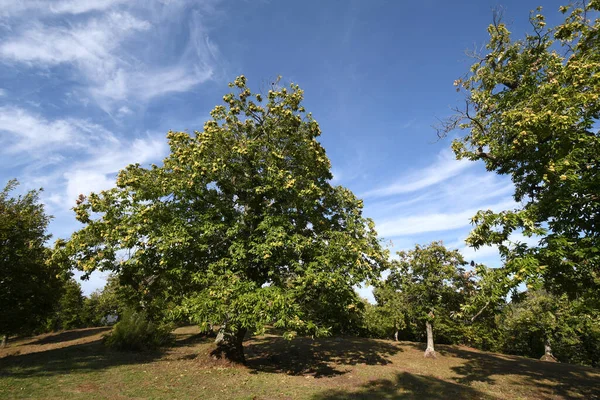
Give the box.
[83,274,134,327]
[45,278,86,331]
[0,180,62,346]
[441,2,600,301]
[500,289,600,366]
[387,242,468,358]
[372,278,407,341]
[57,76,389,362]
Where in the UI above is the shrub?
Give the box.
[104,309,173,351]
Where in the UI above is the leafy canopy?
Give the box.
[501,289,600,366]
[443,1,600,298]
[0,180,62,337]
[387,242,468,324]
[59,76,389,339]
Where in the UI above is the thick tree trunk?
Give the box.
[424,320,436,358]
[540,337,557,362]
[1,335,7,348]
[212,327,248,364]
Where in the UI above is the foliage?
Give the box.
[44,278,86,331]
[442,1,600,300]
[57,76,389,355]
[500,289,600,366]
[390,242,468,327]
[0,179,63,339]
[104,308,173,351]
[369,283,407,339]
[374,241,470,356]
[83,274,133,327]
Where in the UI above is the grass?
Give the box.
[0,326,598,399]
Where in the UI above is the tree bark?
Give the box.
[212,326,248,364]
[424,320,436,358]
[540,337,557,362]
[1,335,7,348]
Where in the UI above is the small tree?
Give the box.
[389,242,467,358]
[58,76,389,362]
[45,278,86,331]
[500,288,600,365]
[0,180,62,346]
[373,279,407,341]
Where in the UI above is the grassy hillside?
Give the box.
[0,326,598,399]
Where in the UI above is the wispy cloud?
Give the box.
[0,12,150,66]
[0,0,130,18]
[0,106,167,207]
[0,106,117,154]
[0,1,221,112]
[449,232,542,265]
[363,149,473,198]
[63,135,167,204]
[375,199,516,238]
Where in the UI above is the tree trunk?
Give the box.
[540,337,557,362]
[424,320,436,358]
[394,330,399,342]
[212,326,248,364]
[1,335,7,348]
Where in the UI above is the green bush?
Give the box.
[104,309,173,351]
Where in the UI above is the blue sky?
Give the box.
[0,0,565,297]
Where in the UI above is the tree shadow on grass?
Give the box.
[439,347,600,400]
[30,327,112,345]
[0,339,164,379]
[312,371,498,400]
[0,327,213,379]
[245,335,402,378]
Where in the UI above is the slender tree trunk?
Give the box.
[540,337,557,362]
[424,320,436,358]
[212,326,248,364]
[394,330,399,342]
[1,335,7,348]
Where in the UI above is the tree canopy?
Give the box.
[443,1,600,300]
[386,242,468,358]
[57,76,389,361]
[0,180,62,342]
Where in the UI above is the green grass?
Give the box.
[1,326,598,399]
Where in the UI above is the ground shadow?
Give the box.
[312,371,497,400]
[30,327,111,345]
[439,347,600,399]
[0,327,212,379]
[0,339,164,379]
[245,335,402,378]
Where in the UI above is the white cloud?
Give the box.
[64,170,115,203]
[375,199,516,238]
[62,135,168,205]
[0,106,168,206]
[117,106,132,116]
[50,0,129,15]
[0,0,129,18]
[0,2,220,111]
[91,64,213,107]
[450,231,542,265]
[0,12,150,66]
[363,149,473,198]
[0,106,117,154]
